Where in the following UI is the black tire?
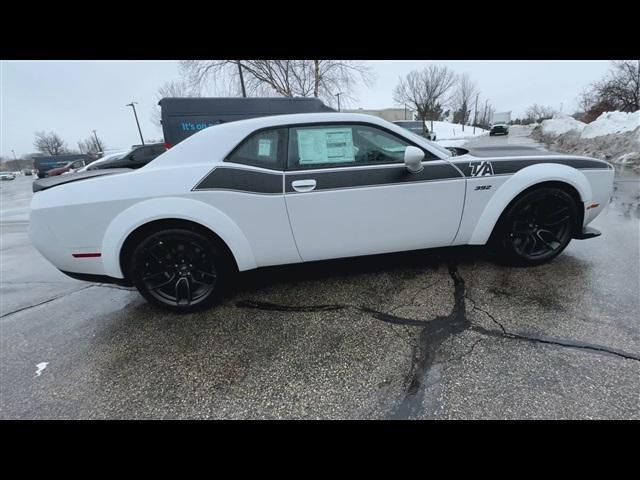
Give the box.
[491,187,578,266]
[130,228,229,313]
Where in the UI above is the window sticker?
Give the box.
[258,139,272,157]
[297,128,355,164]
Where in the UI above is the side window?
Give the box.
[226,128,286,169]
[288,124,423,169]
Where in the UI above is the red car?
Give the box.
[46,159,87,177]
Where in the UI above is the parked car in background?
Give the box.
[490,123,510,136]
[0,172,16,181]
[393,120,436,140]
[77,151,130,172]
[29,112,613,313]
[83,144,167,170]
[22,169,33,176]
[33,154,90,178]
[47,159,88,177]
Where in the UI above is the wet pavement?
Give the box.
[1,130,639,419]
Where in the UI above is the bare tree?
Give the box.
[34,131,68,155]
[393,65,457,132]
[77,133,106,156]
[451,73,478,131]
[578,60,639,122]
[524,104,555,123]
[152,79,202,127]
[180,60,374,108]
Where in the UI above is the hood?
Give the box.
[32,168,133,193]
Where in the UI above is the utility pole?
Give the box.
[335,92,342,112]
[92,130,103,153]
[473,93,480,134]
[237,61,247,97]
[126,102,145,146]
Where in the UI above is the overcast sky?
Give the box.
[1,60,612,158]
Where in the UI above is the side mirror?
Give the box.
[404,146,424,173]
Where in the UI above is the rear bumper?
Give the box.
[60,270,133,286]
[574,225,601,240]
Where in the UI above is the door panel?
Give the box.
[284,163,465,262]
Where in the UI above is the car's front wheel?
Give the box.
[492,187,578,265]
[130,229,229,312]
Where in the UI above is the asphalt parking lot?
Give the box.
[1,131,639,419]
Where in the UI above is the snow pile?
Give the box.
[540,115,586,136]
[532,110,640,167]
[581,111,640,139]
[428,121,488,140]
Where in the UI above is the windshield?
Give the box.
[395,121,423,130]
[400,129,452,158]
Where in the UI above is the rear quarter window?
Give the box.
[225,128,287,170]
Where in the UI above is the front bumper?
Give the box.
[573,225,601,240]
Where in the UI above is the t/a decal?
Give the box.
[469,161,494,177]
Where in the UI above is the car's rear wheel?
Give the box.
[492,187,578,265]
[130,229,228,313]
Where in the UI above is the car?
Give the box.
[76,151,130,172]
[0,172,16,181]
[29,112,614,313]
[33,154,90,178]
[79,144,166,170]
[393,120,437,140]
[22,169,33,176]
[47,159,88,177]
[490,123,510,136]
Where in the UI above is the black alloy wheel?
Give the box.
[131,229,227,312]
[495,187,578,265]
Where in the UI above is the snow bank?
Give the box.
[428,121,488,140]
[581,111,640,139]
[533,110,640,167]
[540,115,586,136]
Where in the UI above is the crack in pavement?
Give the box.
[0,283,134,319]
[236,262,640,418]
[235,264,469,419]
[0,285,96,318]
[466,295,640,361]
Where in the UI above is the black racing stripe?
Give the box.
[285,163,463,193]
[194,167,282,194]
[454,158,611,176]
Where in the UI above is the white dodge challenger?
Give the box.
[29,113,614,312]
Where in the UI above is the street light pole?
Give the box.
[126,102,145,146]
[92,129,103,153]
[335,92,342,112]
[11,149,17,160]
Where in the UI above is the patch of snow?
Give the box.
[615,151,640,164]
[35,362,49,377]
[581,111,640,139]
[541,115,586,136]
[435,138,468,148]
[426,121,488,140]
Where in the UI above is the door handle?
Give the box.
[291,179,317,192]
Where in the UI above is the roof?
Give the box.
[32,153,89,162]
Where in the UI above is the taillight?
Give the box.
[164,142,172,149]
